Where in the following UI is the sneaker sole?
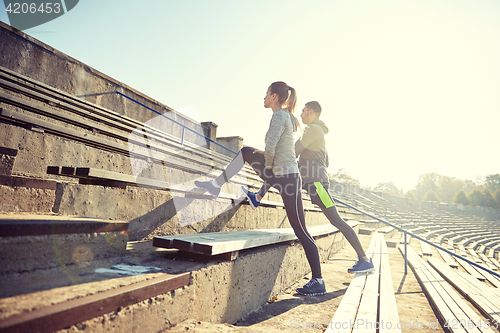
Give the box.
[348,267,375,274]
[194,184,219,197]
[296,290,327,296]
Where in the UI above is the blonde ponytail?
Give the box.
[286,86,297,114]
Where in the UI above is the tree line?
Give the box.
[408,173,500,208]
[329,169,500,209]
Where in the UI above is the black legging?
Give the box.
[216,147,322,279]
[305,182,366,258]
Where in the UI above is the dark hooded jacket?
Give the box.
[295,118,329,185]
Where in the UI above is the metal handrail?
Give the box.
[114,92,237,155]
[333,196,500,279]
[77,91,238,155]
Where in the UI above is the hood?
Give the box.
[310,118,329,134]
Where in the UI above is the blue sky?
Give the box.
[1,0,499,192]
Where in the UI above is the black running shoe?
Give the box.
[194,180,221,197]
[348,258,375,274]
[296,278,326,296]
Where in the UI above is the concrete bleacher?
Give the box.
[355,190,500,330]
[326,232,400,333]
[403,245,498,333]
[419,239,433,256]
[3,20,500,332]
[0,69,364,331]
[310,171,500,332]
[0,22,376,331]
[437,247,459,269]
[386,232,411,248]
[428,257,500,327]
[0,215,129,275]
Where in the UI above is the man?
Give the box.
[295,101,374,296]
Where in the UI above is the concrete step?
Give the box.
[359,227,376,235]
[0,226,348,332]
[378,226,398,239]
[0,214,128,274]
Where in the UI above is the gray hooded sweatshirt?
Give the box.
[264,109,299,176]
[295,118,329,184]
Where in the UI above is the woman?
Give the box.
[195,81,326,296]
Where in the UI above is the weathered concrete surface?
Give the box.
[82,232,345,332]
[0,229,348,333]
[0,269,179,320]
[0,109,208,186]
[0,154,15,175]
[216,136,244,157]
[0,119,135,180]
[0,185,55,213]
[0,231,128,275]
